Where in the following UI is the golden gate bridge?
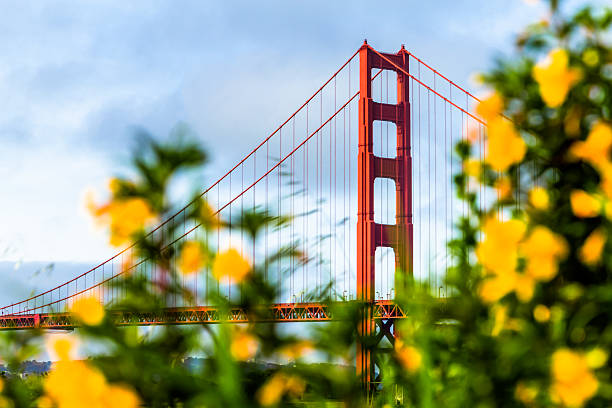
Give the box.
[0,42,488,384]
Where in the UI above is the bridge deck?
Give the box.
[0,300,406,330]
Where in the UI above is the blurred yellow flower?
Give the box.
[256,373,305,406]
[529,186,549,210]
[279,340,314,361]
[486,118,526,172]
[585,348,608,369]
[46,334,78,361]
[395,339,422,374]
[521,226,568,282]
[515,381,538,406]
[178,241,207,275]
[476,92,503,122]
[550,349,598,407]
[103,384,141,408]
[212,249,251,284]
[88,196,156,247]
[579,228,606,266]
[514,273,536,302]
[533,48,581,108]
[70,295,105,326]
[45,360,107,408]
[533,304,551,322]
[230,330,259,361]
[479,271,519,304]
[570,190,601,218]
[476,218,526,275]
[569,122,612,168]
[494,177,512,200]
[464,159,482,179]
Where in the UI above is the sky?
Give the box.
[0,0,603,306]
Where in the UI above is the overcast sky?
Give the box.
[0,0,603,306]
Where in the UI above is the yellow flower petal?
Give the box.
[70,296,105,326]
[395,339,422,374]
[103,384,141,408]
[529,186,549,210]
[579,228,606,266]
[212,249,251,285]
[230,330,259,361]
[178,241,207,275]
[533,48,581,108]
[486,118,526,172]
[476,92,503,122]
[570,190,601,218]
[551,349,598,407]
[569,122,612,168]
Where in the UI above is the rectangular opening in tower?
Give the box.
[373,120,397,158]
[374,177,396,225]
[375,246,395,300]
[371,69,398,105]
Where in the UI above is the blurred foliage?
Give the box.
[0,1,610,407]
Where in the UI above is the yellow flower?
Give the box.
[533,48,581,108]
[569,122,612,168]
[44,360,107,408]
[476,92,503,122]
[46,334,78,361]
[212,249,251,285]
[551,349,598,407]
[585,348,608,369]
[464,159,482,179]
[533,304,551,322]
[579,228,606,266]
[89,196,156,247]
[476,218,526,275]
[528,186,549,210]
[230,330,259,361]
[485,118,526,172]
[256,373,304,406]
[103,384,141,408]
[515,382,538,406]
[395,339,422,374]
[479,271,518,304]
[70,296,105,326]
[514,273,536,302]
[178,241,207,275]
[521,226,568,282]
[570,190,601,218]
[494,177,512,200]
[279,340,314,361]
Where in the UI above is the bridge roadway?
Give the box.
[0,300,406,330]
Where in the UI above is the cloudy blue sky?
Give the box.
[0,0,602,305]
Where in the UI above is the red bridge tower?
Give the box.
[357,42,413,387]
